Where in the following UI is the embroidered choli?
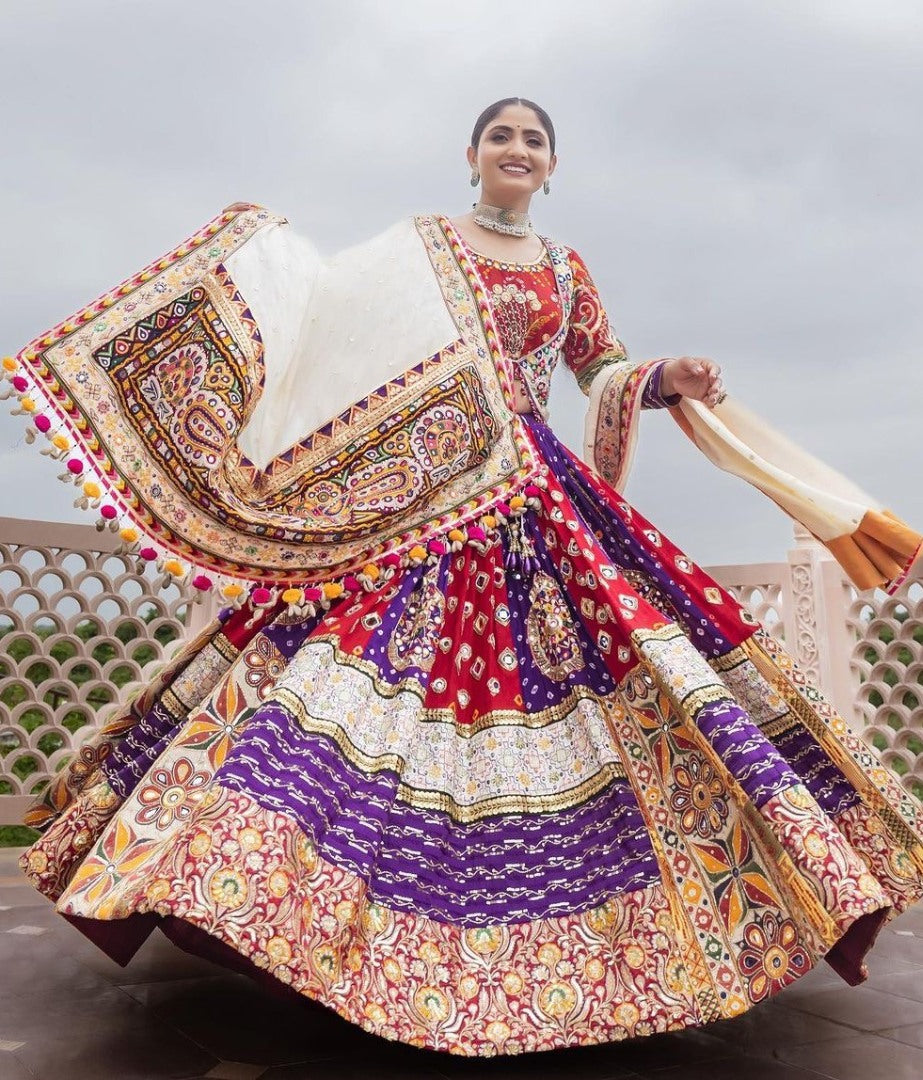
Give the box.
[464,241,677,418]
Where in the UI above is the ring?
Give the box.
[715,390,727,405]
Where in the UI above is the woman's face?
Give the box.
[468,104,556,204]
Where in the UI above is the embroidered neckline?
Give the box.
[455,232,551,271]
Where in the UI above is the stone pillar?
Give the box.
[786,524,857,720]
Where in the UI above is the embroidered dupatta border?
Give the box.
[9,209,543,587]
[583,357,664,491]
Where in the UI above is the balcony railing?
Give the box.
[1,516,921,825]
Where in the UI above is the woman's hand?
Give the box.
[660,356,725,408]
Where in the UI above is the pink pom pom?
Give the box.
[34,415,52,433]
[467,525,487,543]
[191,574,213,591]
[496,501,511,516]
[525,484,542,498]
[99,504,118,520]
[381,553,402,568]
[427,539,448,556]
[251,586,273,606]
[303,586,323,603]
[12,376,28,392]
[138,547,158,561]
[66,458,84,475]
[342,574,361,593]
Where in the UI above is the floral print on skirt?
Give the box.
[20,417,923,1056]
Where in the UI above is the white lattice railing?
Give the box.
[0,517,213,825]
[1,517,922,826]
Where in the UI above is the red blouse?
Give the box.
[462,239,674,417]
[461,240,629,417]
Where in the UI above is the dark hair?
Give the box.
[471,98,556,155]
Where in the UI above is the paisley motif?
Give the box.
[387,566,446,672]
[526,571,586,681]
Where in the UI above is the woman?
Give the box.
[8,98,923,1057]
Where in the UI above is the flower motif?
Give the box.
[208,867,248,909]
[670,755,729,837]
[485,1020,512,1047]
[243,635,287,699]
[265,936,292,966]
[66,817,157,911]
[738,911,810,1002]
[414,986,450,1025]
[695,821,781,933]
[464,925,504,955]
[361,902,390,935]
[136,757,209,830]
[537,980,578,1019]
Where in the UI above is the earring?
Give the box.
[470,169,480,187]
[543,179,551,195]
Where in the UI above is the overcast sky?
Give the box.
[1,0,921,568]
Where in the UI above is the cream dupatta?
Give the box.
[583,358,921,594]
[6,207,542,587]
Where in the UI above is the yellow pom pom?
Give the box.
[448,529,465,543]
[482,514,497,529]
[162,559,184,577]
[322,581,344,600]
[119,527,139,544]
[361,563,381,580]
[1,356,17,373]
[408,545,427,562]
[222,583,245,599]
[509,495,526,510]
[52,434,70,451]
[282,587,304,605]
[82,480,101,499]
[20,396,37,413]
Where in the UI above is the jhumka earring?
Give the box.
[470,169,480,187]
[543,179,551,195]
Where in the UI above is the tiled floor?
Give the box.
[2,848,923,1079]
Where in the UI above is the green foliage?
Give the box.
[0,825,39,847]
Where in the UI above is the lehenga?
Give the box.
[8,205,923,1057]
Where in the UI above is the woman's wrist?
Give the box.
[659,358,678,399]
[641,360,682,410]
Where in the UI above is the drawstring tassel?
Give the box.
[504,514,539,580]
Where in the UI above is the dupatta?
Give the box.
[583,365,921,593]
[5,206,543,588]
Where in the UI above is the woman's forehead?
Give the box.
[485,106,546,136]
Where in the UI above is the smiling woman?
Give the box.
[8,96,923,1057]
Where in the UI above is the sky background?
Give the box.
[1,0,921,568]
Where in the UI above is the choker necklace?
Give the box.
[472,203,532,238]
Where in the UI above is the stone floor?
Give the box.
[2,849,923,1080]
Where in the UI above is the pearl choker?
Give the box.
[472,203,532,238]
